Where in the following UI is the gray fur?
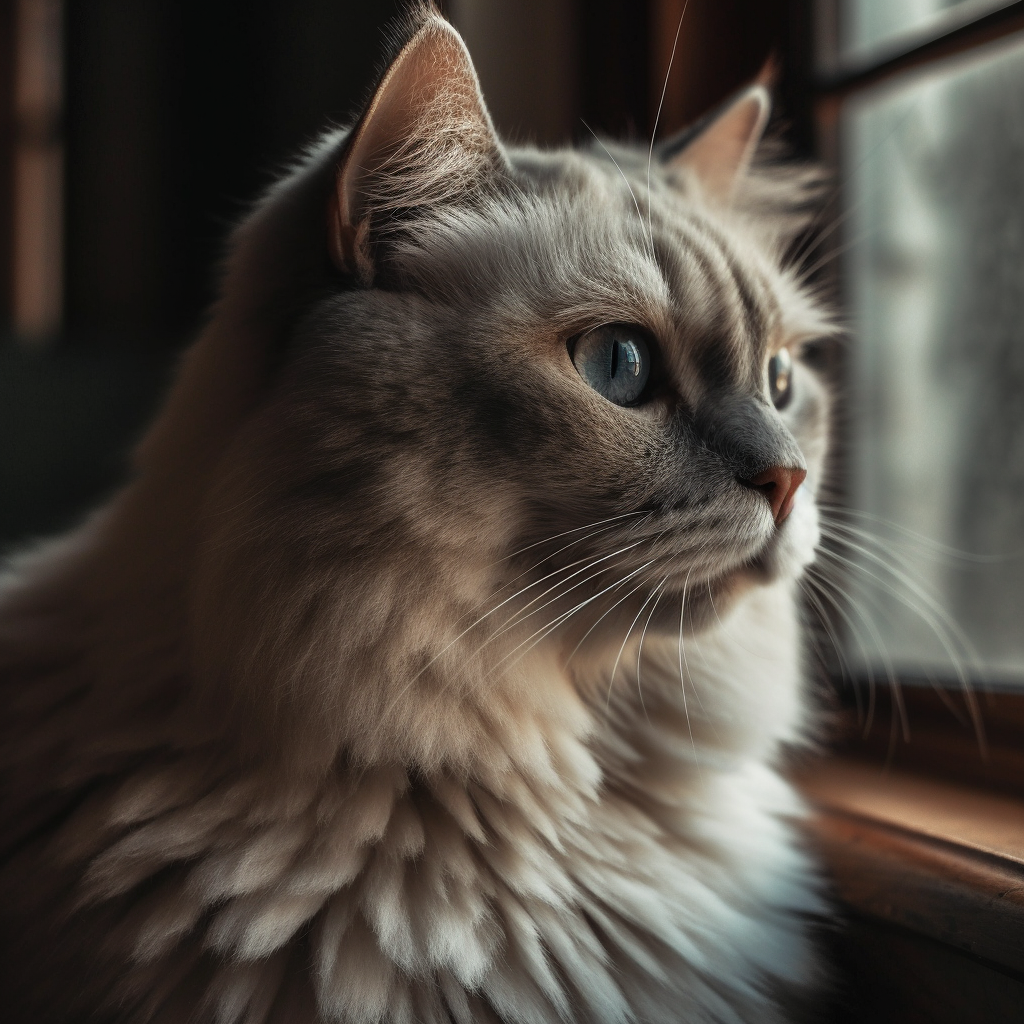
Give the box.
[0,10,834,1024]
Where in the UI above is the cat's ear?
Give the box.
[330,15,505,283]
[657,85,770,204]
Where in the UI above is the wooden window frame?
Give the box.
[794,0,1024,1000]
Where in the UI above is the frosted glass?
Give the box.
[842,34,1024,687]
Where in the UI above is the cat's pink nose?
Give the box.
[745,466,807,525]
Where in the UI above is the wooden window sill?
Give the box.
[795,756,1024,978]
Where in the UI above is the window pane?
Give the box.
[837,0,1014,65]
[842,33,1024,687]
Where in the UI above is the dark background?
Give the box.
[0,0,804,549]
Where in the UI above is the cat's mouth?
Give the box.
[677,492,819,605]
[736,489,820,586]
[512,489,818,637]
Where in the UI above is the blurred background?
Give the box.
[2,0,1024,691]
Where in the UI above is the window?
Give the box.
[804,4,1024,1019]
[828,0,1017,68]
[842,32,1024,689]
[814,0,1024,707]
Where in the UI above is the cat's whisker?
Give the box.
[786,214,840,280]
[672,564,718,734]
[798,575,857,713]
[786,197,861,280]
[819,523,982,673]
[476,515,659,640]
[627,510,658,534]
[468,535,670,690]
[376,558,614,733]
[635,575,670,725]
[496,574,650,681]
[562,566,662,669]
[496,513,654,603]
[815,545,956,747]
[605,574,666,713]
[581,119,658,263]
[676,570,704,783]
[486,510,650,571]
[399,552,604,689]
[817,526,986,751]
[821,518,1008,727]
[399,526,654,696]
[490,538,654,641]
[818,503,1011,564]
[646,1,690,250]
[492,526,643,613]
[813,556,912,755]
[798,572,857,694]
[490,559,662,679]
[804,563,887,735]
[382,556,652,737]
[820,518,962,601]
[794,228,875,284]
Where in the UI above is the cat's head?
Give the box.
[169,10,832,769]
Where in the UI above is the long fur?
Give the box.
[0,9,834,1023]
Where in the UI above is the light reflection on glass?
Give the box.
[843,33,1024,686]
[836,0,1013,65]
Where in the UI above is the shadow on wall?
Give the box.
[0,342,173,552]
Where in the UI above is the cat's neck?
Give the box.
[3,487,803,789]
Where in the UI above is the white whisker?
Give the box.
[647,1,689,249]
[401,517,654,693]
[493,559,661,678]
[677,571,703,783]
[563,571,657,668]
[799,573,857,693]
[805,563,887,735]
[820,524,981,674]
[817,524,986,751]
[491,537,653,641]
[635,576,670,723]
[818,503,1010,564]
[606,578,664,712]
[582,119,657,262]
[487,510,650,571]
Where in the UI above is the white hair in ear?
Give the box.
[331,13,506,283]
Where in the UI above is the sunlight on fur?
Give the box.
[0,5,841,1022]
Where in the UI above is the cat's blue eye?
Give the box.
[571,325,651,407]
[768,348,793,410]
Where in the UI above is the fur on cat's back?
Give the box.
[0,7,834,1023]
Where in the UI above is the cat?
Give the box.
[0,6,835,1023]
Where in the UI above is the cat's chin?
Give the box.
[683,491,820,622]
[737,489,821,586]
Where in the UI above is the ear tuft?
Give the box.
[659,85,771,205]
[330,14,505,283]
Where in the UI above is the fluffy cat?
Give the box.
[0,8,834,1023]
